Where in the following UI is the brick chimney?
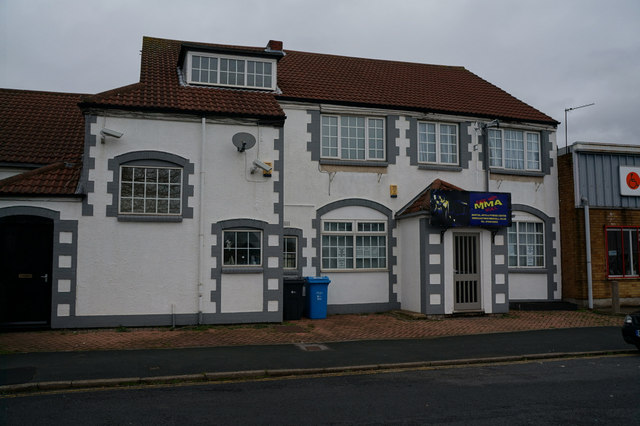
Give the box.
[266,40,283,52]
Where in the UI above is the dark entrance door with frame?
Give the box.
[453,232,481,311]
[0,215,53,327]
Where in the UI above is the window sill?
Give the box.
[418,164,462,172]
[490,168,546,178]
[222,266,264,274]
[117,215,183,223]
[320,159,388,167]
[320,269,388,273]
[508,268,548,274]
[606,276,640,280]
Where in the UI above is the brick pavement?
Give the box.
[0,310,624,354]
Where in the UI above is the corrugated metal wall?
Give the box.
[577,151,640,208]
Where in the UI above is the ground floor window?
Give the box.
[606,227,639,277]
[321,220,386,270]
[283,236,297,269]
[223,230,261,266]
[508,221,544,267]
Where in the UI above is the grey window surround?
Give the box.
[480,129,553,176]
[106,151,195,222]
[283,227,305,277]
[406,118,472,170]
[307,111,399,166]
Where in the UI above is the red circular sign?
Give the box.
[627,172,640,190]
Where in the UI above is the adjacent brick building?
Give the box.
[558,142,640,307]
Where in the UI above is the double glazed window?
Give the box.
[489,129,540,171]
[606,227,639,277]
[508,221,544,268]
[223,230,262,266]
[418,122,458,165]
[119,166,182,215]
[321,115,385,161]
[188,53,275,90]
[321,221,387,270]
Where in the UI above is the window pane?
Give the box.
[607,229,623,276]
[439,124,458,164]
[489,129,502,167]
[284,236,297,269]
[341,116,366,160]
[527,133,540,170]
[368,118,385,159]
[321,116,339,157]
[418,123,436,163]
[504,130,525,169]
[623,229,638,276]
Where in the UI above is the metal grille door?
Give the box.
[454,234,481,311]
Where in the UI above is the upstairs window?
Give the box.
[489,129,540,171]
[119,166,182,216]
[418,122,458,165]
[321,115,385,161]
[186,52,275,90]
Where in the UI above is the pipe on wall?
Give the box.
[581,197,593,309]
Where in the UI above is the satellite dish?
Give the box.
[232,132,256,152]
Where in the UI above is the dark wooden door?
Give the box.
[0,215,53,326]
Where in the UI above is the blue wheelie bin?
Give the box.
[305,276,331,319]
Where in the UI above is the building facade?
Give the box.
[559,142,640,308]
[1,37,560,328]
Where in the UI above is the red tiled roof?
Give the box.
[81,38,286,121]
[396,179,465,218]
[278,50,557,125]
[0,89,85,164]
[0,162,82,196]
[81,37,557,125]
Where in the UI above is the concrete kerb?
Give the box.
[1,349,636,396]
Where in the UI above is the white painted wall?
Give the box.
[74,113,282,317]
[397,216,422,313]
[282,104,560,311]
[509,274,548,300]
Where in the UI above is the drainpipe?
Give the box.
[197,116,207,324]
[581,197,593,309]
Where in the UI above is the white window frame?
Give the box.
[283,235,297,270]
[418,122,459,165]
[320,115,386,161]
[321,220,387,271]
[508,221,545,268]
[223,230,263,267]
[185,51,277,90]
[489,129,541,171]
[119,165,183,216]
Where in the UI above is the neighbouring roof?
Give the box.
[396,179,465,219]
[0,89,86,196]
[0,89,86,165]
[81,36,558,126]
[0,162,82,196]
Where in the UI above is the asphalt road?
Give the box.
[2,355,639,425]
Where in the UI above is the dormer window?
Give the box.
[185,52,276,90]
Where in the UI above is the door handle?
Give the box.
[41,274,48,282]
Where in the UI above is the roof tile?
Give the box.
[0,162,82,196]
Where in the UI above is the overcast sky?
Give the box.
[1,0,639,148]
